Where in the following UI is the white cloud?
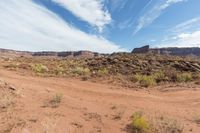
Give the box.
[52,0,111,32]
[156,17,200,48]
[159,30,200,47]
[0,0,125,53]
[133,0,187,35]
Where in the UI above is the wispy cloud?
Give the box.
[133,0,187,35]
[108,0,127,12]
[52,0,111,32]
[172,16,200,33]
[0,0,125,53]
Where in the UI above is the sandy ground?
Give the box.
[0,69,200,133]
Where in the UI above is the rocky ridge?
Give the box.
[0,48,104,58]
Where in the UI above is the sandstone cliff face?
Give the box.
[32,51,101,58]
[0,48,103,58]
[0,48,102,58]
[150,47,200,56]
[132,45,200,56]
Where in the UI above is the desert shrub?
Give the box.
[164,69,178,82]
[97,68,109,76]
[134,74,156,87]
[53,66,65,75]
[191,73,200,80]
[152,117,184,133]
[193,114,200,124]
[49,93,63,108]
[134,74,143,82]
[72,67,90,75]
[129,75,138,83]
[140,76,156,87]
[129,113,184,133]
[81,75,90,81]
[4,63,19,70]
[177,73,192,82]
[153,71,166,83]
[32,64,48,73]
[0,95,14,109]
[131,111,150,133]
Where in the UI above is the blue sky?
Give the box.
[0,0,200,53]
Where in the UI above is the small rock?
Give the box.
[9,85,16,91]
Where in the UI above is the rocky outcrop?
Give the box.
[132,45,200,56]
[131,45,150,53]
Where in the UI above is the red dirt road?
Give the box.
[0,69,200,133]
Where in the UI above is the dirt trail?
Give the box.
[0,69,200,133]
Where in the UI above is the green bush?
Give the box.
[192,73,200,81]
[153,71,166,83]
[131,112,150,133]
[72,67,90,75]
[31,64,48,73]
[53,66,65,75]
[49,93,63,108]
[97,68,109,76]
[164,69,178,82]
[134,74,143,82]
[4,63,19,70]
[134,74,156,87]
[177,73,192,82]
[152,117,184,133]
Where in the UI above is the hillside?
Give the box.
[1,51,200,88]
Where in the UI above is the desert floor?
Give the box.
[0,69,200,133]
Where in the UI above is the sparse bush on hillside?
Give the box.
[134,74,143,82]
[97,68,109,76]
[31,64,48,73]
[81,75,90,81]
[192,73,200,81]
[153,71,166,83]
[134,74,156,87]
[4,63,19,70]
[177,73,192,82]
[140,76,156,87]
[53,66,65,75]
[164,69,178,82]
[72,67,90,75]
